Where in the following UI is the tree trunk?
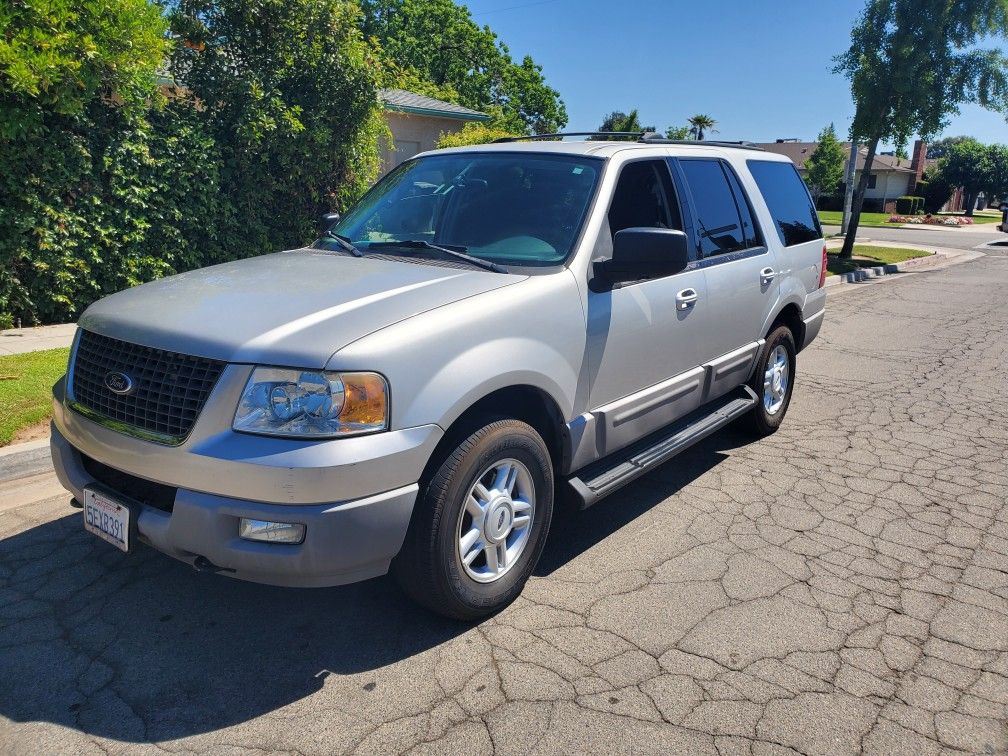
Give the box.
[963,190,976,217]
[839,136,880,260]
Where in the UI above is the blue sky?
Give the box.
[460,0,1008,146]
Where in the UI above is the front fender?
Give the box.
[328,271,587,432]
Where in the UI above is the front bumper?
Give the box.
[50,375,443,587]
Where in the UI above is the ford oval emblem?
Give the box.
[104,371,134,395]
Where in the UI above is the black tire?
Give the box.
[746,325,797,436]
[392,417,554,621]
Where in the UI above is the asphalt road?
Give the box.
[822,222,1004,251]
[2,247,1008,755]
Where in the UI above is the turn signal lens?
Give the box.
[339,372,388,426]
[819,244,828,288]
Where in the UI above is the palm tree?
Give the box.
[687,114,718,141]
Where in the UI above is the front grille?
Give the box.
[70,330,226,443]
[81,454,177,513]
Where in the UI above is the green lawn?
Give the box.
[817,210,893,228]
[826,245,932,275]
[0,348,69,445]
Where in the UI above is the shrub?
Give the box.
[895,196,915,214]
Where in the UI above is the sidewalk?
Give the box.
[822,240,983,289]
[0,324,76,356]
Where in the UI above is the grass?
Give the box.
[826,244,932,275]
[0,348,69,445]
[820,209,1004,227]
[817,210,893,228]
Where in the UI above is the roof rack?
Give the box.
[638,136,765,150]
[492,131,645,143]
[491,132,765,150]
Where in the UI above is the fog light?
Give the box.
[239,518,306,544]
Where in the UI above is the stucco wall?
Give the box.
[380,112,467,173]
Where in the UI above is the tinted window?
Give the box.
[679,159,748,258]
[722,165,761,248]
[747,160,823,246]
[608,160,681,238]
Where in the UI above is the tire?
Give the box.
[392,417,554,621]
[746,325,797,436]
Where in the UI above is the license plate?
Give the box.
[83,487,131,552]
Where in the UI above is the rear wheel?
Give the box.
[746,325,796,436]
[393,417,554,621]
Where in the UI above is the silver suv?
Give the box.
[51,136,827,620]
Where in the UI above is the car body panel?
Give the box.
[79,249,525,367]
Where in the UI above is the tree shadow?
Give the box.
[0,424,754,743]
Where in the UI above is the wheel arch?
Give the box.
[766,302,805,352]
[420,384,569,488]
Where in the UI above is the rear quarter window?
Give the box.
[746,160,822,246]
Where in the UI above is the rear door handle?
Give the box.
[760,267,776,284]
[676,288,698,310]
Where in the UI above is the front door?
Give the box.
[585,159,708,455]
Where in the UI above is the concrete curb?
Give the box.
[0,436,53,483]
[822,245,980,290]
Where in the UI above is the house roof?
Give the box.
[753,142,914,173]
[379,89,490,122]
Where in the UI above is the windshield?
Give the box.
[319,152,602,267]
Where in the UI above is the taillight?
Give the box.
[819,244,828,288]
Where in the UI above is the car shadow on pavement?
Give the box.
[0,425,752,744]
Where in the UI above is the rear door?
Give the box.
[673,157,779,400]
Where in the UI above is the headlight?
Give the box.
[233,368,388,438]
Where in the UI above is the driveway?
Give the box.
[2,251,1007,754]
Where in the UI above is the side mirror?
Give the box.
[319,212,341,234]
[593,228,690,288]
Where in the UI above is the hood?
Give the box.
[79,249,525,367]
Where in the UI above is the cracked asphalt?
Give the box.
[2,247,1008,755]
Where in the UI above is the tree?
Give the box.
[438,121,516,148]
[834,0,1008,258]
[687,114,717,140]
[918,164,956,213]
[168,0,386,256]
[665,126,691,140]
[941,138,992,215]
[805,124,846,203]
[926,135,972,159]
[359,0,566,134]
[595,110,653,136]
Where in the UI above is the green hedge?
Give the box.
[1,0,385,326]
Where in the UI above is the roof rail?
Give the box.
[638,135,765,150]
[492,131,645,143]
[490,132,766,150]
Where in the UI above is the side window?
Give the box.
[747,160,823,246]
[608,160,682,240]
[679,159,753,258]
[722,164,762,248]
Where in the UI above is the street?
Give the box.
[2,237,1007,754]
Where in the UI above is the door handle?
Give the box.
[760,267,776,284]
[675,288,698,310]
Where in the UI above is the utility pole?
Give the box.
[840,139,859,235]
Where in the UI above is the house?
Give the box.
[755,139,928,212]
[379,89,490,171]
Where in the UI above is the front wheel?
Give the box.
[746,325,796,436]
[392,418,554,621]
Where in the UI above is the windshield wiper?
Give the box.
[367,239,507,273]
[322,230,364,257]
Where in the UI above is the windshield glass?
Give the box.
[319,152,601,267]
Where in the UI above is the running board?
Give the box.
[568,386,758,509]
